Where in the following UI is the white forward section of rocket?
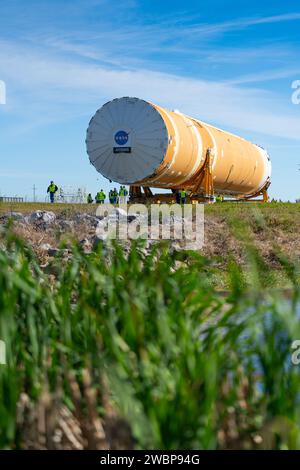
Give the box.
[86,98,167,184]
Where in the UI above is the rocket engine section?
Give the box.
[86,97,271,199]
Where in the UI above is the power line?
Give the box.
[32,184,37,202]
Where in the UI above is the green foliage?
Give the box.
[0,230,300,449]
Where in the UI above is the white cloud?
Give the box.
[0,39,300,141]
[187,12,300,37]
[227,68,300,85]
[16,10,300,67]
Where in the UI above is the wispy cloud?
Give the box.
[186,12,300,37]
[14,10,300,65]
[205,45,294,64]
[247,12,300,25]
[227,67,300,85]
[1,8,300,139]
[0,39,300,141]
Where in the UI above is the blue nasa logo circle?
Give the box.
[114,130,128,146]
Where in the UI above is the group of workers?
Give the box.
[88,186,129,205]
[47,181,128,204]
[47,180,225,204]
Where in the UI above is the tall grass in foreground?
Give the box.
[0,229,300,449]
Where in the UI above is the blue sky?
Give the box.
[0,0,300,201]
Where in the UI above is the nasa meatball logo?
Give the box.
[114,130,129,146]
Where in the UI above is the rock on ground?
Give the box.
[28,211,56,224]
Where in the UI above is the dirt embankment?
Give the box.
[0,202,299,272]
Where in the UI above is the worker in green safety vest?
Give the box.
[111,188,118,204]
[95,190,106,204]
[119,185,128,204]
[179,189,187,204]
[47,181,58,203]
[87,193,93,204]
[215,194,224,203]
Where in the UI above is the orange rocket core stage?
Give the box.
[138,103,271,199]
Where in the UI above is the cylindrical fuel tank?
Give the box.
[86,97,271,197]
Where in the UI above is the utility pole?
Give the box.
[32,184,37,202]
